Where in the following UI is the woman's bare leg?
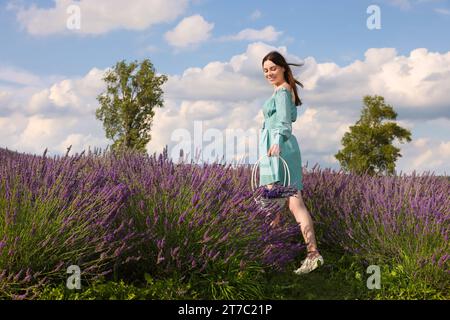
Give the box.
[288,190,320,258]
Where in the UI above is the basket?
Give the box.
[251,154,291,209]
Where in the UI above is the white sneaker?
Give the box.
[294,254,324,275]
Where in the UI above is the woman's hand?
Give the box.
[268,144,280,157]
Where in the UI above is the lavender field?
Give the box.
[0,146,448,299]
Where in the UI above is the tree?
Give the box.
[335,95,412,176]
[96,59,168,154]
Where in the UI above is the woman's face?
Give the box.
[263,60,285,86]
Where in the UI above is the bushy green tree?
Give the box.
[96,59,168,153]
[335,95,412,176]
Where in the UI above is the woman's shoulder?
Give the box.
[274,83,295,103]
[275,83,292,93]
[276,82,292,91]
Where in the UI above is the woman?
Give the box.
[259,51,323,274]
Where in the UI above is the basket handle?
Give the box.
[251,154,291,192]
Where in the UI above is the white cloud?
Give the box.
[397,136,450,174]
[150,44,450,173]
[14,115,74,151]
[28,89,50,114]
[164,42,303,101]
[0,112,28,141]
[49,80,80,107]
[1,43,449,174]
[57,133,107,154]
[0,90,11,103]
[0,111,109,157]
[0,67,109,156]
[25,68,106,115]
[164,15,214,48]
[10,0,189,36]
[218,26,282,42]
[0,65,41,86]
[301,48,450,120]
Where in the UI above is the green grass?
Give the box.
[26,228,446,300]
[261,249,372,300]
[14,250,446,300]
[33,248,376,300]
[31,246,448,300]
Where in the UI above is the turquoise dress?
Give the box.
[259,86,303,191]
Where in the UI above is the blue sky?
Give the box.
[2,0,450,76]
[0,0,449,175]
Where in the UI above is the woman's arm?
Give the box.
[272,88,293,145]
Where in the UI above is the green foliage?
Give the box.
[335,95,412,176]
[35,275,198,300]
[261,249,372,300]
[34,267,266,300]
[96,59,168,153]
[188,261,267,300]
[25,250,450,300]
[373,264,449,300]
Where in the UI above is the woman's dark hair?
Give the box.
[262,51,304,106]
